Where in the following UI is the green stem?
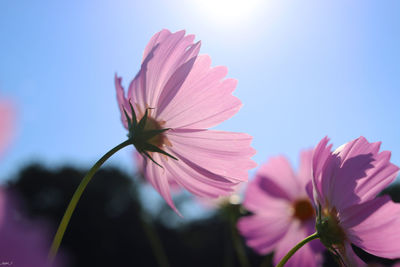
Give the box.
[259,253,273,267]
[131,176,170,267]
[140,213,170,267]
[276,232,319,267]
[48,139,132,261]
[229,206,251,267]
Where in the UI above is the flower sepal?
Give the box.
[315,204,346,248]
[123,102,178,168]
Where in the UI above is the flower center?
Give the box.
[143,117,165,147]
[293,198,315,222]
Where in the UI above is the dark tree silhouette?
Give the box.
[4,164,400,266]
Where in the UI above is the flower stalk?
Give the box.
[228,205,251,267]
[276,232,319,267]
[48,139,132,262]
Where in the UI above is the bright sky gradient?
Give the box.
[1,0,400,195]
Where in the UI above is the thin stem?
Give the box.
[132,175,170,267]
[48,139,132,262]
[276,232,319,267]
[140,213,170,267]
[259,253,273,267]
[229,206,251,267]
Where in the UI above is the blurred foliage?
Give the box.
[4,164,400,266]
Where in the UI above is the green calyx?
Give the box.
[315,204,346,248]
[123,101,178,168]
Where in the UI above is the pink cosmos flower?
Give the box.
[312,136,400,266]
[115,29,256,213]
[0,99,14,157]
[0,188,64,267]
[238,150,324,267]
[0,101,63,266]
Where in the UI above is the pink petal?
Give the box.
[162,152,238,198]
[274,220,323,267]
[297,150,315,203]
[342,242,366,267]
[137,129,255,201]
[0,100,14,157]
[0,189,65,267]
[341,195,400,259]
[141,152,181,215]
[124,30,200,118]
[255,156,303,201]
[166,129,256,183]
[128,70,146,117]
[140,30,186,108]
[237,213,291,254]
[132,119,256,214]
[0,188,5,224]
[332,137,395,209]
[298,149,313,187]
[134,152,180,192]
[134,30,201,111]
[155,56,197,115]
[354,150,399,203]
[157,55,241,129]
[242,174,294,215]
[141,29,172,63]
[316,137,399,211]
[242,175,292,214]
[115,74,130,129]
[312,136,333,207]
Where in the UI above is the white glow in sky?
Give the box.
[192,0,265,27]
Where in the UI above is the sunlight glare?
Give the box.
[193,0,265,27]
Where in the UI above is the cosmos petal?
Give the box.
[0,189,64,267]
[255,156,301,201]
[313,137,399,211]
[155,56,198,116]
[157,55,241,129]
[311,136,333,207]
[342,196,400,259]
[332,137,398,210]
[341,242,365,267]
[166,129,256,183]
[141,29,172,63]
[0,100,14,157]
[142,153,181,215]
[161,154,237,198]
[135,152,180,191]
[115,74,130,129]
[237,214,291,254]
[298,149,313,188]
[242,175,292,215]
[353,150,399,203]
[139,30,200,111]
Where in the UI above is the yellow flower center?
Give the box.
[143,117,165,147]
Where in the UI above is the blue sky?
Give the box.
[1,0,400,191]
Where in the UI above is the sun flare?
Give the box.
[193,0,265,27]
